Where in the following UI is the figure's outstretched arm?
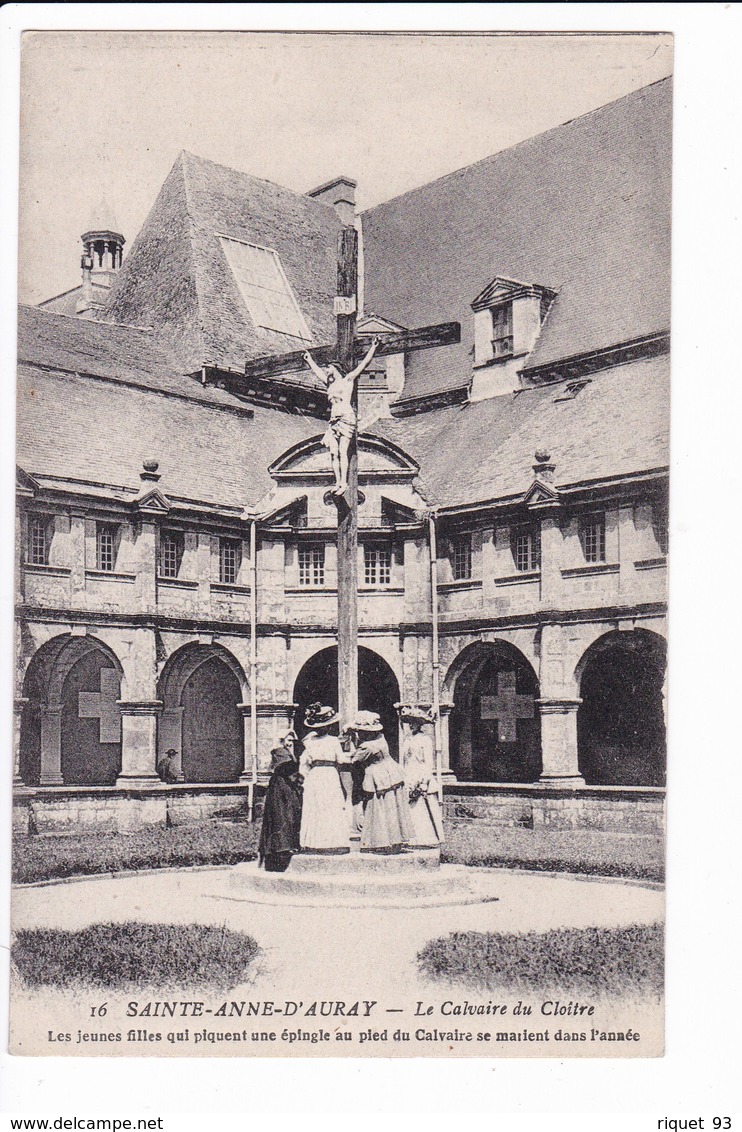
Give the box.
[346,336,380,382]
[303,351,329,385]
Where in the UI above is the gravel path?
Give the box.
[10,866,664,1058]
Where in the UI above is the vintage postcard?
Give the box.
[9,29,672,1058]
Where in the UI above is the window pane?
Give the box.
[160,532,181,578]
[28,516,47,565]
[512,525,541,572]
[96,525,116,572]
[299,544,325,587]
[364,545,391,586]
[581,515,606,563]
[451,536,472,580]
[491,303,514,356]
[219,539,241,584]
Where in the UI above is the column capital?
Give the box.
[117,700,163,715]
[536,697,582,714]
[238,701,298,718]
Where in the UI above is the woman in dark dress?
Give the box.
[258,733,303,873]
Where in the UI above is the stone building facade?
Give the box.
[14,78,670,839]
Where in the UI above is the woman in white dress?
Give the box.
[400,707,443,848]
[299,703,350,852]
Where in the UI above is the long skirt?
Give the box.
[409,792,443,847]
[300,765,349,850]
[361,783,415,850]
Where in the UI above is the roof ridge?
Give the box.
[362,75,672,217]
[179,152,209,365]
[179,148,336,212]
[20,303,155,334]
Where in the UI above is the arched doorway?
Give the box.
[20,634,124,786]
[577,629,667,786]
[292,645,401,759]
[447,641,541,782]
[159,644,245,783]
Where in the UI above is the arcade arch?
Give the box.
[575,628,667,786]
[158,643,247,783]
[444,640,541,782]
[20,634,124,786]
[292,645,401,759]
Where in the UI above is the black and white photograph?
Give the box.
[8,26,675,1061]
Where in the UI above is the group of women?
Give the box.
[257,703,443,872]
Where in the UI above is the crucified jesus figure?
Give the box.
[303,337,380,495]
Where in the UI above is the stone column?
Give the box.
[69,512,87,602]
[134,516,158,613]
[539,512,564,607]
[536,698,584,787]
[13,697,28,785]
[158,706,185,782]
[116,700,162,786]
[438,701,457,783]
[240,702,298,783]
[40,703,64,785]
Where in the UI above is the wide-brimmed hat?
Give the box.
[304,703,339,730]
[351,710,384,733]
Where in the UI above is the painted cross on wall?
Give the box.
[481,671,535,743]
[78,668,121,744]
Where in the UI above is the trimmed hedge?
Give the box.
[418,922,664,996]
[12,921,260,991]
[13,821,260,885]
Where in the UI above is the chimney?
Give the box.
[76,201,125,317]
[306,176,357,226]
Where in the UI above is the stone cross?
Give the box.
[78,668,121,743]
[481,671,534,743]
[239,227,460,729]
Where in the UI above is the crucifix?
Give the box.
[242,226,460,729]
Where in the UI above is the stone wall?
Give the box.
[444,783,665,835]
[13,784,251,835]
[14,781,664,841]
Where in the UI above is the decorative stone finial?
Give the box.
[533,448,555,483]
[140,459,161,482]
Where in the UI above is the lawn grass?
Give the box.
[442,822,664,883]
[14,815,664,886]
[13,821,260,885]
[418,922,664,997]
[12,922,260,992]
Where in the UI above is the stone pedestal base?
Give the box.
[538,775,586,789]
[227,855,493,910]
[228,849,499,908]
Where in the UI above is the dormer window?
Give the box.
[491,303,514,358]
[470,276,556,382]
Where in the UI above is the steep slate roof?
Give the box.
[362,77,671,402]
[17,304,245,409]
[370,354,669,509]
[16,363,320,511]
[38,284,109,317]
[103,151,343,375]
